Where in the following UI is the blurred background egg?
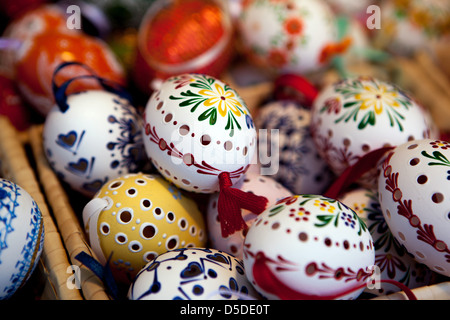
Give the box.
[206,171,293,259]
[0,179,44,300]
[310,76,438,189]
[128,247,260,300]
[83,173,207,284]
[243,194,375,300]
[378,139,450,277]
[133,0,234,93]
[255,99,335,195]
[339,187,433,297]
[43,89,146,197]
[237,0,345,75]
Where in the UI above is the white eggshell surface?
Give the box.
[243,194,375,300]
[378,139,450,277]
[0,179,44,300]
[43,90,145,197]
[142,73,257,193]
[128,247,260,300]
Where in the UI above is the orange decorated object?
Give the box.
[13,30,125,116]
[133,0,234,94]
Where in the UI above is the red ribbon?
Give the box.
[323,146,395,200]
[252,251,417,300]
[217,172,268,238]
[273,74,319,107]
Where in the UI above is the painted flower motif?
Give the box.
[430,140,450,150]
[289,206,310,222]
[333,78,412,131]
[354,83,400,115]
[284,17,303,35]
[340,212,356,229]
[375,253,407,280]
[169,74,248,136]
[351,202,366,215]
[268,49,288,68]
[314,199,336,214]
[199,83,244,118]
[321,97,341,114]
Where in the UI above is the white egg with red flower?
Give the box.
[142,73,257,193]
[310,76,437,189]
[237,0,342,75]
[378,139,450,277]
[243,194,375,300]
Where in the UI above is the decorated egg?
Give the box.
[128,247,260,300]
[43,89,146,197]
[207,171,293,259]
[13,29,125,115]
[133,0,234,93]
[374,0,450,56]
[237,0,348,75]
[255,99,335,195]
[378,139,450,277]
[142,73,266,238]
[0,179,44,300]
[243,194,375,300]
[83,173,207,284]
[339,188,433,297]
[0,4,68,75]
[310,76,437,188]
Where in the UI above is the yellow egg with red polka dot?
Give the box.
[82,172,207,284]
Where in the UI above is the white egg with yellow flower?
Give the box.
[142,73,257,194]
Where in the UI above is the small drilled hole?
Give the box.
[201,134,211,146]
[410,158,420,166]
[417,175,428,184]
[179,125,190,135]
[119,210,132,223]
[142,225,156,239]
[432,192,444,203]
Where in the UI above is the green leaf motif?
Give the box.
[421,150,450,167]
[198,107,217,126]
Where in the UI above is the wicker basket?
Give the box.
[0,116,83,300]
[17,50,450,300]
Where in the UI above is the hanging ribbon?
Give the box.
[252,251,417,300]
[217,172,268,238]
[323,146,395,200]
[75,251,120,300]
[273,73,319,108]
[51,61,133,113]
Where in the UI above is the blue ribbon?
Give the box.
[75,251,120,300]
[51,61,133,113]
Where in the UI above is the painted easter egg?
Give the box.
[13,29,125,115]
[207,171,293,259]
[82,172,207,284]
[237,0,347,75]
[378,139,450,277]
[310,76,437,189]
[43,89,146,197]
[128,247,260,300]
[339,188,433,297]
[375,0,450,56]
[243,194,375,300]
[142,73,256,193]
[133,0,234,93]
[142,73,266,238]
[255,99,335,195]
[0,179,44,300]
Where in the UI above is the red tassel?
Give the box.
[252,251,417,300]
[323,146,395,199]
[217,172,269,238]
[273,74,319,108]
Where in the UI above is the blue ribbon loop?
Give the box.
[51,61,133,113]
[75,251,120,300]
